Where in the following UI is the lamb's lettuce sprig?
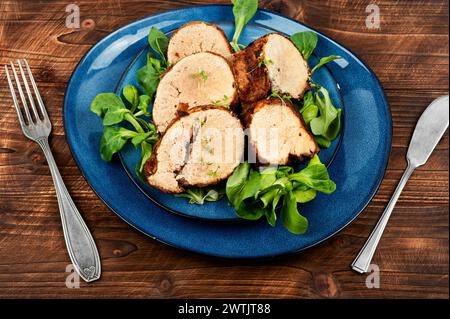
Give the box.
[289,31,342,148]
[290,31,341,74]
[230,0,258,52]
[137,27,169,99]
[147,27,169,67]
[299,85,342,148]
[311,55,341,74]
[176,186,225,205]
[226,155,336,234]
[290,32,317,60]
[90,27,169,178]
[90,85,159,178]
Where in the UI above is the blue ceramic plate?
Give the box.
[63,5,391,258]
[117,45,344,221]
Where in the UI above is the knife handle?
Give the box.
[351,162,416,273]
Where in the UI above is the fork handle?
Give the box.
[36,138,101,282]
[351,162,416,273]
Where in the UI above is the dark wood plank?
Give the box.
[0,0,448,298]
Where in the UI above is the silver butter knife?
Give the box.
[351,95,449,273]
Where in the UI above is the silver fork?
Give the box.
[5,59,101,282]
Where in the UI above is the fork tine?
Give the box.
[5,65,26,126]
[23,59,49,122]
[17,59,40,122]
[9,61,33,124]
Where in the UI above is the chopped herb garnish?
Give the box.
[197,117,207,127]
[258,56,274,68]
[212,95,231,108]
[271,90,292,102]
[207,169,219,177]
[197,69,208,82]
[201,136,215,154]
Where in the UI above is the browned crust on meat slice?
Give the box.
[232,33,312,103]
[185,104,243,119]
[144,141,159,177]
[143,138,183,193]
[232,35,271,104]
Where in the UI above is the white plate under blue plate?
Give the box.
[63,5,392,258]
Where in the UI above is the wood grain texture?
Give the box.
[0,0,448,299]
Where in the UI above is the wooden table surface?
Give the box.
[0,0,448,299]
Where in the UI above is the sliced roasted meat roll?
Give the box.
[145,106,245,193]
[246,98,318,165]
[167,21,233,64]
[233,33,310,104]
[153,52,238,133]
